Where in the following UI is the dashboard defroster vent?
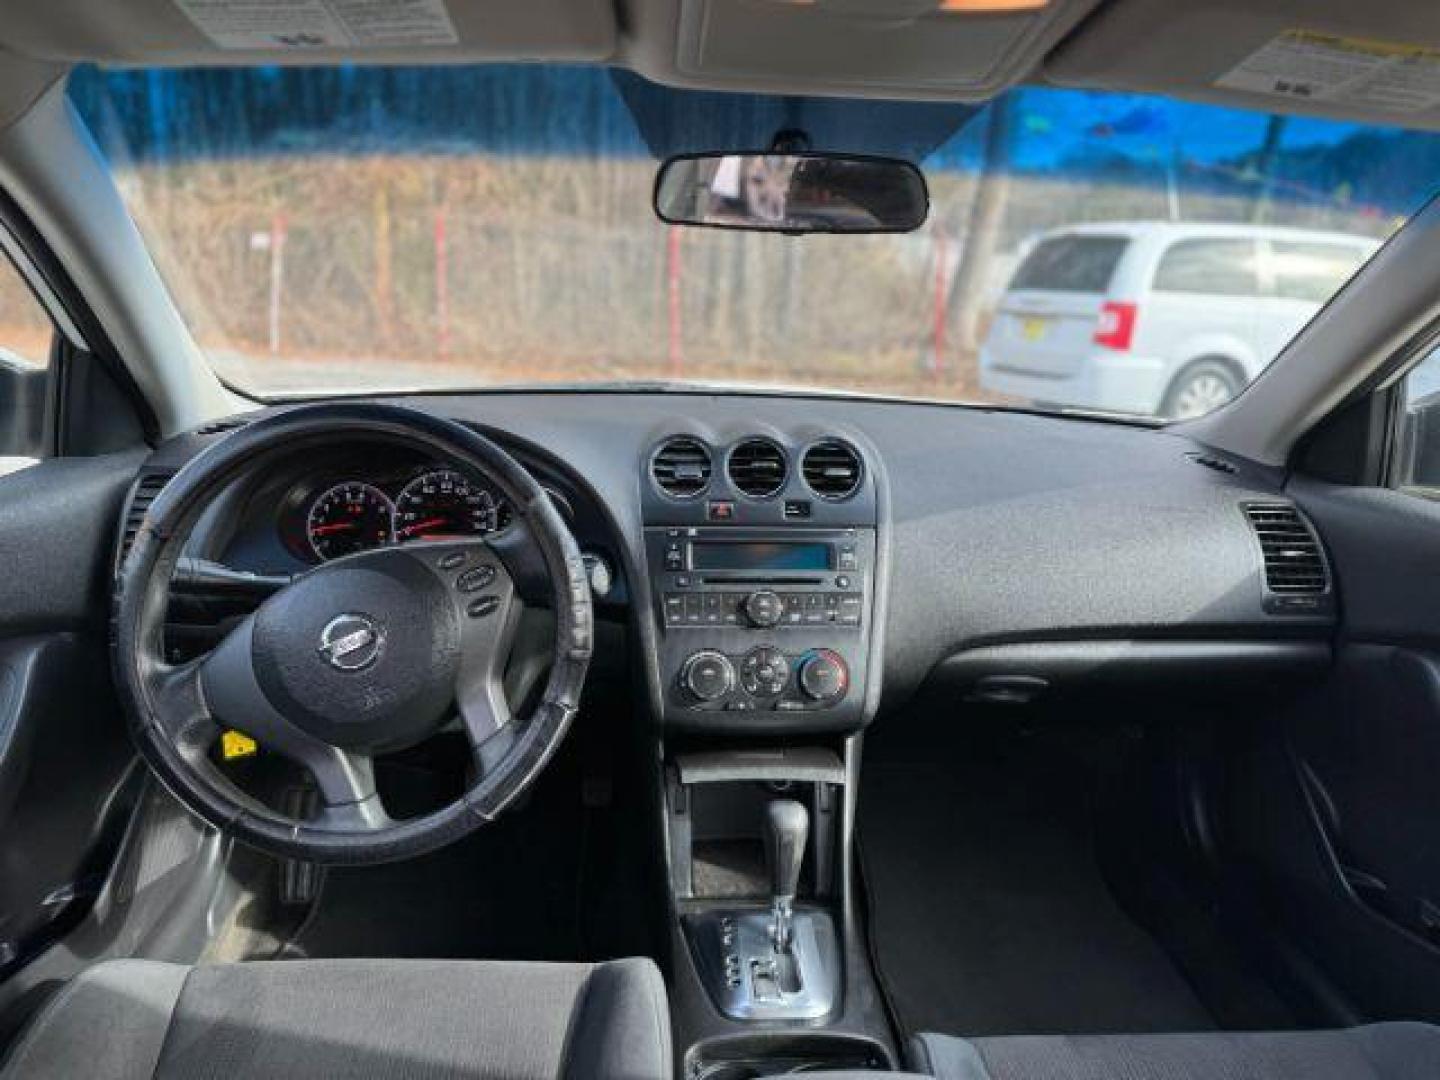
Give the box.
[802,440,863,500]
[652,437,711,498]
[1243,502,1329,595]
[117,470,176,569]
[728,438,788,498]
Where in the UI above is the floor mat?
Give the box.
[278,723,658,964]
[859,728,1218,1039]
[282,789,587,962]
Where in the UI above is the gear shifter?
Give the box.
[683,794,836,1020]
[764,798,809,952]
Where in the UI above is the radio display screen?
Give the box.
[691,542,831,572]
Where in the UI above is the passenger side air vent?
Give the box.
[728,438,788,498]
[117,470,176,569]
[652,437,711,498]
[802,440,863,500]
[1243,503,1329,595]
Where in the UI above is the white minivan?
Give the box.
[978,222,1380,418]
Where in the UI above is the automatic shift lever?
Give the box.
[764,799,809,952]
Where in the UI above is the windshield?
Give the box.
[69,66,1437,419]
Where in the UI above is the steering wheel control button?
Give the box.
[798,649,849,704]
[467,595,502,619]
[741,647,789,696]
[455,564,497,593]
[744,589,785,628]
[438,551,467,570]
[681,650,735,703]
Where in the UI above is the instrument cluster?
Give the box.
[281,466,514,564]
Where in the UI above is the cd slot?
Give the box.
[696,575,827,586]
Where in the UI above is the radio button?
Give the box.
[744,590,785,628]
[664,595,685,625]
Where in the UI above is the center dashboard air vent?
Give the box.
[727,438,788,498]
[802,440,863,500]
[652,436,712,498]
[1243,502,1330,598]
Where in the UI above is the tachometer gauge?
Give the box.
[395,470,511,542]
[306,482,395,561]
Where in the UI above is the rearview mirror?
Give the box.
[654,152,928,235]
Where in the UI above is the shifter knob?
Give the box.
[765,799,809,950]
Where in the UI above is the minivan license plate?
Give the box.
[1019,317,1049,342]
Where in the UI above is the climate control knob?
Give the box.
[743,590,785,628]
[797,649,849,703]
[680,650,735,703]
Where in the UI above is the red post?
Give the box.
[434,208,450,359]
[667,226,684,376]
[930,230,948,379]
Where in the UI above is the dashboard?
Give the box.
[118,391,1337,732]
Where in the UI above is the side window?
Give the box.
[1270,242,1370,303]
[0,253,55,468]
[1394,344,1440,494]
[1152,239,1260,297]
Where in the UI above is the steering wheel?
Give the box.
[112,403,593,864]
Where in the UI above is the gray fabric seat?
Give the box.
[0,957,671,1079]
[910,1024,1440,1080]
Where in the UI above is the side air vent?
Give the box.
[117,471,175,569]
[652,437,711,498]
[728,438,788,498]
[1243,502,1329,595]
[802,439,863,500]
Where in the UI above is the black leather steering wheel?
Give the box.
[112,403,593,864]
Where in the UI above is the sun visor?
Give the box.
[1046,0,1440,130]
[0,0,617,66]
[637,0,1103,101]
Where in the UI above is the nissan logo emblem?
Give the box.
[318,613,384,672]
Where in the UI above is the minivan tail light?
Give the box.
[1093,301,1137,351]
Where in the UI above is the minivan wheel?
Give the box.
[1162,360,1241,419]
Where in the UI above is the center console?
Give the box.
[640,431,898,1074]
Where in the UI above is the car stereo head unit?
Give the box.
[644,525,876,732]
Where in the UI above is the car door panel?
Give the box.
[0,450,144,974]
[1237,474,1440,1022]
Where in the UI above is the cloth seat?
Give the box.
[909,1024,1440,1080]
[0,957,671,1079]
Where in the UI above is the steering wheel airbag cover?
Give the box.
[251,554,461,750]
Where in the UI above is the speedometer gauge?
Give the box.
[307,482,395,561]
[395,470,511,542]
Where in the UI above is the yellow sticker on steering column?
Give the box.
[221,730,258,760]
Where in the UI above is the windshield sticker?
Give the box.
[176,0,458,49]
[1217,30,1440,114]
